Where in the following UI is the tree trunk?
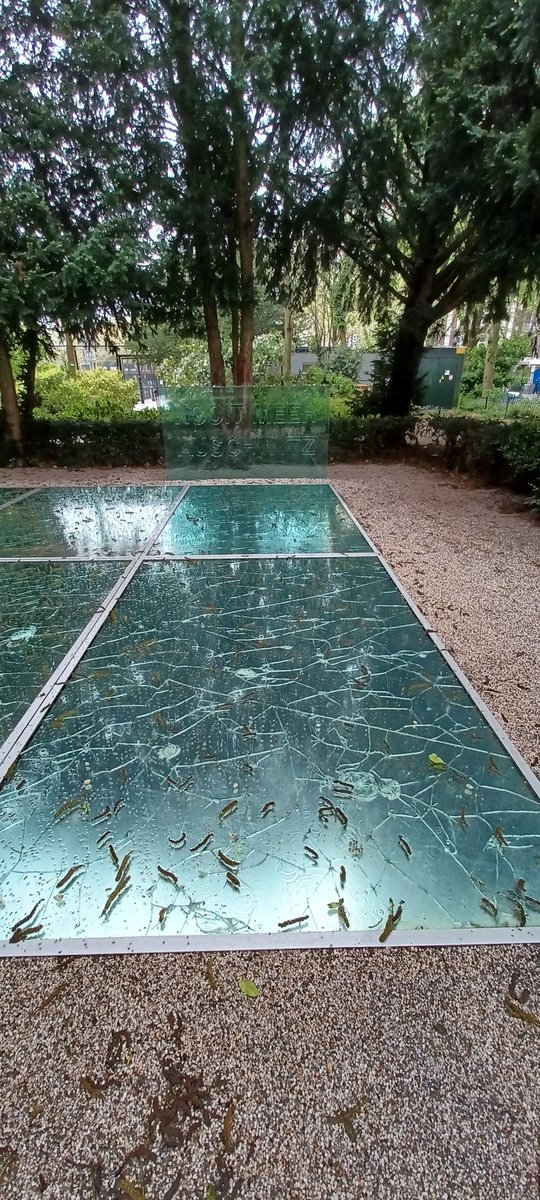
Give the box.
[231,305,240,385]
[22,328,39,422]
[339,328,348,346]
[511,303,525,338]
[230,0,254,390]
[463,303,482,347]
[283,305,293,377]
[65,332,78,375]
[0,331,23,457]
[381,305,431,417]
[482,320,500,396]
[444,310,457,347]
[202,297,226,387]
[169,1,226,387]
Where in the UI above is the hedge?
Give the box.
[0,411,539,508]
[0,418,164,467]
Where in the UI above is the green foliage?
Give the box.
[159,333,283,388]
[427,413,508,478]
[459,336,530,402]
[329,414,418,459]
[252,333,283,382]
[503,415,540,495]
[300,366,356,414]
[160,341,211,388]
[33,366,139,420]
[318,347,362,381]
[0,416,164,467]
[294,0,540,414]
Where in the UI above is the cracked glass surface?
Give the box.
[0,488,32,505]
[0,486,178,558]
[0,563,121,743]
[152,484,370,555]
[1,556,538,947]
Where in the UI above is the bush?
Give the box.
[426,413,508,478]
[503,414,540,494]
[160,332,283,386]
[459,335,529,403]
[318,346,363,380]
[300,366,356,414]
[426,411,540,507]
[0,417,163,467]
[160,339,211,387]
[329,413,418,459]
[33,364,139,419]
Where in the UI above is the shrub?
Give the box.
[33,364,139,420]
[301,366,356,414]
[160,332,283,386]
[426,413,509,478]
[502,414,540,493]
[318,346,363,380]
[329,413,418,459]
[459,335,529,403]
[160,339,211,387]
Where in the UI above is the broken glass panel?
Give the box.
[0,488,32,506]
[0,486,179,558]
[0,562,121,742]
[152,483,370,555]
[159,384,330,478]
[1,557,538,948]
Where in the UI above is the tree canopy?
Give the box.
[295,0,540,411]
[1,0,539,451]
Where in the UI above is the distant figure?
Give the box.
[531,333,538,358]
[533,366,540,395]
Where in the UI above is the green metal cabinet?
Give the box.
[419,347,466,409]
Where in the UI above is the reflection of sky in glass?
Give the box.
[153,484,371,555]
[0,487,178,557]
[1,557,538,947]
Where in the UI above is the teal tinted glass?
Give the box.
[152,484,370,555]
[1,557,537,946]
[0,487,178,557]
[0,562,121,742]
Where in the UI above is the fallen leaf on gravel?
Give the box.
[327,1101,364,1142]
[221,1100,235,1153]
[508,971,530,1006]
[119,1181,145,1200]
[237,978,259,998]
[206,959,217,991]
[39,980,68,1012]
[0,1147,17,1187]
[106,1029,131,1072]
[504,996,540,1028]
[80,1076,105,1100]
[428,753,446,769]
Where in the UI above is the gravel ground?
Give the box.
[0,462,539,1200]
